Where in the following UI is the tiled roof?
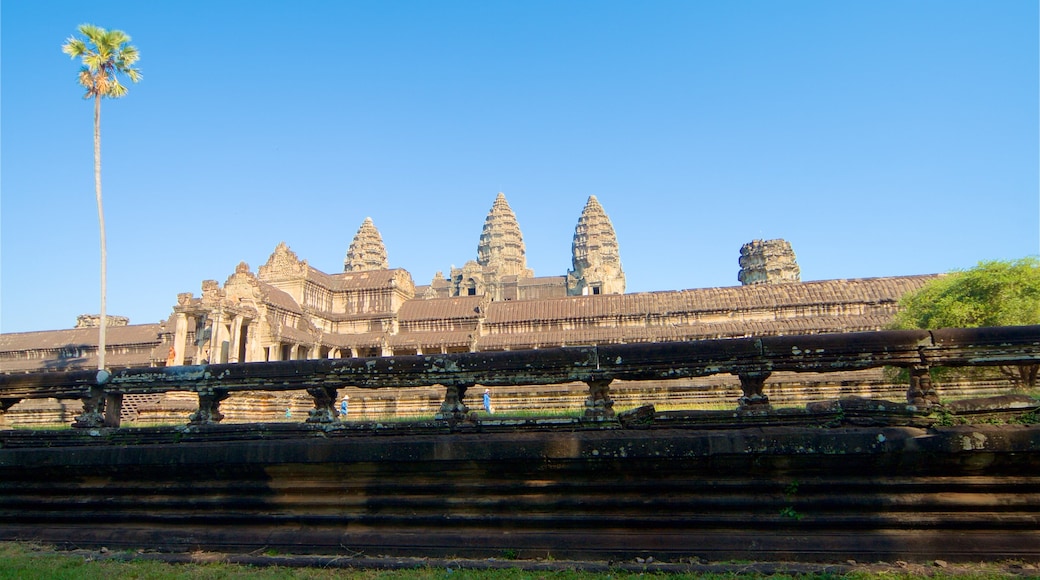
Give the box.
[326,269,406,290]
[0,323,164,353]
[0,351,156,373]
[271,325,316,344]
[482,276,935,324]
[320,332,384,349]
[476,314,902,349]
[390,331,473,349]
[398,296,484,321]
[259,282,303,314]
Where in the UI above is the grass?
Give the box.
[0,543,1030,579]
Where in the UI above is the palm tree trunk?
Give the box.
[94,92,106,371]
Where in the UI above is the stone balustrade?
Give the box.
[1,325,1038,429]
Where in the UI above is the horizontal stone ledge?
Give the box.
[1,326,1037,398]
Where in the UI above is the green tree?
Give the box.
[892,257,1040,387]
[62,24,141,371]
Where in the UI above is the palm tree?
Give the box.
[62,24,141,372]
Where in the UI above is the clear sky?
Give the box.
[2,1,1038,333]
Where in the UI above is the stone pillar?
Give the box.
[583,378,615,420]
[73,386,106,428]
[103,393,123,428]
[737,371,772,409]
[173,312,188,366]
[73,371,119,428]
[245,322,262,362]
[213,315,230,364]
[189,389,228,425]
[306,386,338,423]
[437,383,471,421]
[907,365,939,408]
[228,316,244,363]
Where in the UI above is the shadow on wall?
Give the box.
[41,344,90,372]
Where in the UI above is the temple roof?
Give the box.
[482,276,935,324]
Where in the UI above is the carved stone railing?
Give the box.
[2,326,1038,429]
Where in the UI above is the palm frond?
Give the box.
[61,38,87,58]
[107,79,128,98]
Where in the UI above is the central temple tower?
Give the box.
[476,192,533,278]
[568,195,625,295]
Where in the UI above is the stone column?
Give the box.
[228,316,244,363]
[737,371,772,409]
[173,312,188,366]
[189,389,229,425]
[73,386,106,428]
[214,315,230,364]
[583,378,615,420]
[306,386,338,423]
[245,322,263,362]
[907,365,939,408]
[437,383,471,421]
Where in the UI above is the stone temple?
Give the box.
[0,192,934,372]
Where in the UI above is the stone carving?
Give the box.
[75,314,129,329]
[568,195,626,296]
[344,217,389,272]
[258,242,308,282]
[738,239,801,285]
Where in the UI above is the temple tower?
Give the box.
[344,217,389,272]
[476,193,532,278]
[568,195,625,296]
[738,239,800,285]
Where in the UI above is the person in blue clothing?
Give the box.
[340,395,349,419]
[482,388,493,414]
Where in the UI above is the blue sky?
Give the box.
[2,1,1038,333]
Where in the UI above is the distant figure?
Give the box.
[165,346,176,367]
[340,395,349,419]
[483,388,493,414]
[285,407,292,420]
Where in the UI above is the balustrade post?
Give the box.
[103,393,123,428]
[73,386,105,428]
[583,378,615,420]
[73,370,115,428]
[306,386,338,423]
[437,383,471,421]
[737,371,772,409]
[189,389,228,425]
[907,365,939,408]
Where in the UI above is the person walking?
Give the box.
[483,388,493,414]
[340,395,349,419]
